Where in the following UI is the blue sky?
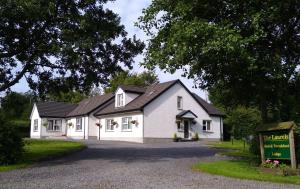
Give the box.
[11,0,207,99]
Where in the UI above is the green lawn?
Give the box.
[0,139,85,172]
[207,140,255,158]
[193,160,300,185]
[193,140,300,185]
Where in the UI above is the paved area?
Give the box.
[0,141,298,189]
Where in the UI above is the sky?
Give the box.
[11,0,207,99]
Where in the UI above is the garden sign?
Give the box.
[257,121,297,169]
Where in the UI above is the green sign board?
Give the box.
[262,131,290,160]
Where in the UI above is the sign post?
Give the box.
[257,121,297,169]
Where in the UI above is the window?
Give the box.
[76,118,82,131]
[106,119,114,131]
[117,94,124,107]
[203,120,212,131]
[122,117,132,131]
[47,119,62,131]
[177,96,183,109]
[177,121,183,131]
[33,119,38,132]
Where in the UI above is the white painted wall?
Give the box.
[115,87,140,106]
[143,83,222,140]
[98,113,143,143]
[88,114,98,137]
[40,118,67,138]
[66,116,88,139]
[30,104,41,139]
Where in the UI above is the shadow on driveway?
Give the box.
[34,141,222,167]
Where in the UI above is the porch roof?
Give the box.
[176,110,197,119]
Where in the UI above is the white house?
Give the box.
[30,80,224,143]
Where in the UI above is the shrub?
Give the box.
[0,113,24,165]
[193,132,199,141]
[173,133,178,142]
[10,120,30,138]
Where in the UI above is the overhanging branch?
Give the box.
[0,64,30,92]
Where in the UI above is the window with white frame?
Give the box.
[106,119,114,131]
[117,94,124,107]
[202,120,212,131]
[122,117,132,131]
[33,119,38,132]
[177,96,183,109]
[47,119,62,131]
[177,120,183,131]
[76,118,82,131]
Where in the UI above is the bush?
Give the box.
[193,132,199,141]
[0,114,24,165]
[10,120,30,138]
[173,133,178,142]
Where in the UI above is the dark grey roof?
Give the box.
[176,110,198,118]
[67,93,114,117]
[36,102,78,118]
[95,80,178,116]
[118,85,146,94]
[192,93,224,116]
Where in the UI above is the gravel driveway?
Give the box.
[0,140,298,189]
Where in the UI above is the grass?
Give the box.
[0,139,85,172]
[207,139,255,158]
[194,140,300,185]
[193,160,300,185]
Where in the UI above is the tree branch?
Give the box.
[0,64,30,92]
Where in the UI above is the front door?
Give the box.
[184,120,189,138]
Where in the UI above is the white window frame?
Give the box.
[47,119,62,132]
[202,120,212,131]
[76,118,82,131]
[33,119,38,132]
[117,94,124,107]
[177,96,183,110]
[106,119,114,131]
[122,117,132,131]
[177,120,184,131]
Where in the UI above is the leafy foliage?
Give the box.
[47,91,86,103]
[0,0,144,94]
[138,0,300,122]
[104,71,159,93]
[1,91,35,119]
[225,106,262,139]
[0,112,24,165]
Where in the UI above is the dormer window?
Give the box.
[117,93,124,107]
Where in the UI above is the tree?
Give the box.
[1,92,33,119]
[104,71,159,93]
[138,1,300,121]
[225,106,262,140]
[47,91,86,103]
[0,0,144,94]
